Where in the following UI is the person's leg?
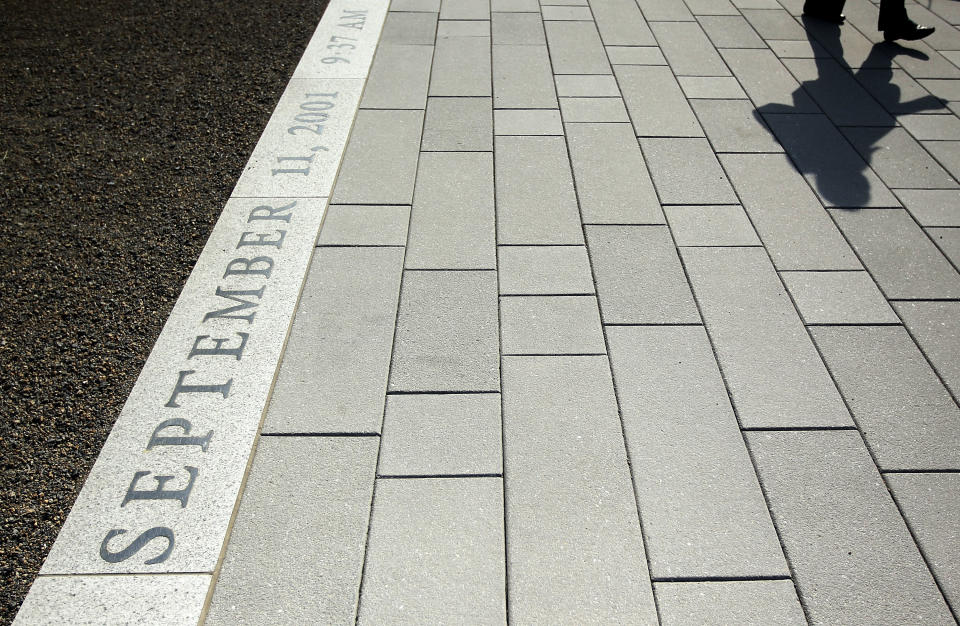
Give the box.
[877,0,908,31]
[803,0,846,23]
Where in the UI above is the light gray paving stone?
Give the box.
[801,16,880,69]
[380,11,438,44]
[544,21,611,74]
[559,97,630,121]
[857,71,949,117]
[920,78,960,101]
[206,437,377,624]
[541,0,587,4]
[746,430,954,625]
[893,44,960,80]
[928,0,960,25]
[421,97,493,151]
[698,15,767,48]
[664,205,761,246]
[607,326,788,579]
[929,226,960,266]
[923,140,960,182]
[616,65,703,136]
[406,152,496,269]
[502,355,658,623]
[636,0,694,20]
[781,271,898,324]
[811,326,960,470]
[678,76,747,99]
[782,58,896,127]
[763,114,900,208]
[492,11,545,44]
[686,0,740,14]
[440,0,490,19]
[692,100,782,152]
[437,19,490,36]
[264,247,403,433]
[361,44,433,109]
[651,21,730,76]
[498,245,594,294]
[740,7,805,39]
[655,580,805,626]
[899,114,960,140]
[894,300,960,399]
[895,189,960,226]
[379,394,502,475]
[682,246,852,427]
[501,295,605,354]
[492,0,538,10]
[843,127,957,189]
[606,45,666,64]
[555,73,620,96]
[493,45,558,108]
[542,5,592,19]
[317,205,410,246]
[390,270,499,391]
[768,38,830,58]
[430,36,492,96]
[495,136,583,244]
[721,153,861,269]
[390,0,441,10]
[831,208,960,299]
[642,137,738,204]
[732,0,780,7]
[887,473,960,611]
[16,575,210,625]
[331,109,423,204]
[720,48,817,112]
[494,109,564,135]
[565,123,664,223]
[357,478,505,624]
[590,0,656,46]
[585,226,700,323]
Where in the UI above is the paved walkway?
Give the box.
[20,0,960,623]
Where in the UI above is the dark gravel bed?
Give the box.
[0,0,328,620]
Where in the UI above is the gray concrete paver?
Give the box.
[421,96,493,151]
[655,580,806,626]
[691,99,782,152]
[605,45,666,64]
[559,97,629,121]
[720,48,818,112]
[493,45,558,108]
[437,19,490,37]
[664,205,761,246]
[895,189,960,226]
[380,11,439,44]
[492,12,545,44]
[678,76,747,99]
[651,21,730,76]
[430,36,492,96]
[616,65,703,136]
[780,270,898,324]
[498,245,594,294]
[317,205,410,246]
[589,0,656,46]
[641,137,738,204]
[929,226,960,266]
[440,0,490,20]
[500,295,606,354]
[494,109,564,135]
[894,301,960,399]
[544,20,611,74]
[842,127,958,190]
[697,15,767,48]
[361,44,433,109]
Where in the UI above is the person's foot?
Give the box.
[883,20,935,41]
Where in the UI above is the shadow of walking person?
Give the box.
[753,16,946,208]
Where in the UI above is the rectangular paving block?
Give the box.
[721,153,860,269]
[616,65,703,136]
[498,245,594,294]
[685,0,740,14]
[495,136,583,244]
[492,11,545,44]
[586,225,700,324]
[406,152,496,269]
[747,430,954,625]
[698,15,767,48]
[664,205,761,246]
[501,295,605,354]
[607,326,788,579]
[502,355,658,623]
[892,44,960,80]
[565,123,664,224]
[858,70,948,116]
[390,0,441,10]
[930,227,960,266]
[678,76,747,99]
[205,437,377,624]
[440,0,490,19]
[802,17,880,70]
[559,97,630,122]
[390,270,500,391]
[380,11,438,44]
[691,100,781,153]
[636,0,694,20]
[361,44,433,109]
[811,325,960,470]
[264,247,404,433]
[606,45,666,65]
[740,7,805,39]
[378,394,502,476]
[544,21,611,74]
[421,97,493,151]
[641,137,738,204]
[843,127,958,190]
[494,109,564,135]
[895,189,960,226]
[780,271,897,324]
[894,301,960,400]
[589,0,656,45]
[655,581,805,626]
[651,21,730,76]
[681,246,852,427]
[830,208,960,299]
[782,58,894,127]
[331,109,423,204]
[768,38,830,58]
[720,48,817,112]
[317,205,410,246]
[430,36,492,96]
[924,140,960,182]
[555,73,620,96]
[542,5,592,19]
[492,45,558,108]
[437,19,490,36]
[358,478,505,624]
[898,114,960,141]
[492,0,539,10]
[887,473,960,612]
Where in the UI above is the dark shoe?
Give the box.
[883,21,935,41]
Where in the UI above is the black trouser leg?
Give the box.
[803,0,846,17]
[878,0,908,30]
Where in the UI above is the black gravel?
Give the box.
[0,0,329,620]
